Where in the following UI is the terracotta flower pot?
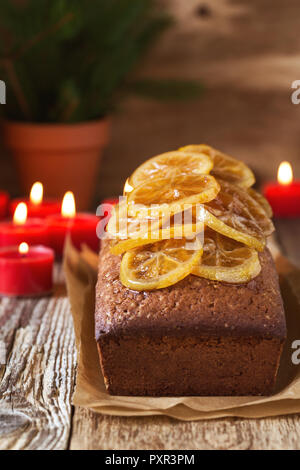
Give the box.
[2,119,110,211]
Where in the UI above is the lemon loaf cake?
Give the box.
[95,145,286,396]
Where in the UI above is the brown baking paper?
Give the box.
[64,237,300,421]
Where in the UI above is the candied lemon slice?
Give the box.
[179,144,255,188]
[201,208,264,251]
[201,180,274,251]
[129,151,213,188]
[248,188,273,218]
[127,174,220,219]
[192,228,261,283]
[120,237,202,291]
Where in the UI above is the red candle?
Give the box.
[0,243,54,297]
[10,182,61,218]
[263,161,300,217]
[0,191,9,220]
[0,203,49,248]
[47,191,100,257]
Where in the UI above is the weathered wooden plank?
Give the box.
[0,296,76,450]
[69,407,300,450]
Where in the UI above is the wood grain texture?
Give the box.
[69,407,300,450]
[0,296,76,450]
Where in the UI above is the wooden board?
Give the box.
[69,408,300,450]
[0,277,77,450]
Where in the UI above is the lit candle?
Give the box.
[263,161,300,217]
[0,191,9,220]
[123,178,134,196]
[0,203,49,248]
[0,242,54,297]
[47,191,100,257]
[10,182,61,218]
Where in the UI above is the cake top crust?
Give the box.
[95,241,286,341]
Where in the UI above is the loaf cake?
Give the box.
[95,145,287,396]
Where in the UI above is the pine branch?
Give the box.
[15,11,75,60]
[0,0,199,123]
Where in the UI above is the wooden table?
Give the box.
[0,220,300,451]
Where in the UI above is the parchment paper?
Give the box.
[64,238,300,421]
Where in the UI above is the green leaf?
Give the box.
[0,1,201,123]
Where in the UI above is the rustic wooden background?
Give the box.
[1,0,300,204]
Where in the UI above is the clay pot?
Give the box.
[2,119,110,211]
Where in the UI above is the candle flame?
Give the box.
[19,242,29,255]
[61,191,76,218]
[30,182,43,205]
[123,178,133,195]
[278,161,293,185]
[13,202,28,225]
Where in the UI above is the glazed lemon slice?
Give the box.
[201,180,274,251]
[129,151,213,188]
[200,208,264,251]
[179,144,255,188]
[192,229,261,283]
[120,237,203,291]
[248,188,273,218]
[127,174,220,219]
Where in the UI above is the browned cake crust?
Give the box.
[95,241,286,396]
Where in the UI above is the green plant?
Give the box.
[0,0,202,123]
